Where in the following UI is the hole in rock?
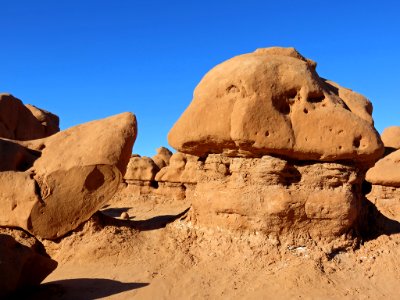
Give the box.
[303,108,308,114]
[272,89,297,115]
[84,167,105,192]
[353,136,361,148]
[307,91,325,103]
[265,131,270,137]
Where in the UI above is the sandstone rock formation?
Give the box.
[0,93,59,140]
[112,147,183,202]
[366,142,400,226]
[0,228,57,297]
[168,47,383,162]
[189,154,361,240]
[381,126,400,150]
[0,112,137,239]
[157,47,385,242]
[152,147,173,169]
[125,155,160,182]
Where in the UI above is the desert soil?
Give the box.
[13,197,400,300]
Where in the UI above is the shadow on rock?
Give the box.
[359,197,400,241]
[8,278,149,300]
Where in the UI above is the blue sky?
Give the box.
[1,0,399,156]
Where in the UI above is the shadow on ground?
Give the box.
[97,207,191,231]
[8,278,149,300]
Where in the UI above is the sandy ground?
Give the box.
[11,197,400,300]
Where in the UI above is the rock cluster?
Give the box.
[0,95,137,294]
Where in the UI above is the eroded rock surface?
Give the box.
[381,126,400,150]
[168,47,383,162]
[0,112,137,239]
[188,154,361,240]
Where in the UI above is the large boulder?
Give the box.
[0,228,57,297]
[0,112,137,239]
[0,94,59,140]
[168,47,383,162]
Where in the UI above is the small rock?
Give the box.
[121,212,129,220]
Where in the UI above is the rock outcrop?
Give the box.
[152,147,173,169]
[366,137,400,226]
[0,94,59,140]
[168,47,383,162]
[0,228,57,297]
[159,47,384,242]
[0,112,137,239]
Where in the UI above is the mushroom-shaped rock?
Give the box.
[381,126,400,149]
[152,147,173,169]
[0,94,59,140]
[124,155,159,181]
[366,149,400,187]
[168,47,383,162]
[155,152,187,183]
[0,112,137,239]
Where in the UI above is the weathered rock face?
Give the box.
[152,147,173,169]
[0,228,57,297]
[381,126,400,150]
[25,104,60,137]
[168,47,383,162]
[0,112,137,239]
[185,154,361,239]
[125,155,160,182]
[0,94,59,140]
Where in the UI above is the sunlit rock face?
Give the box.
[168,47,383,162]
[0,112,137,240]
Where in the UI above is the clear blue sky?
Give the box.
[1,0,399,156]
